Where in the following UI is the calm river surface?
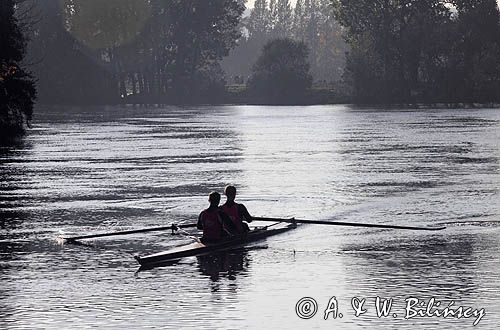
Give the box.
[1,105,499,329]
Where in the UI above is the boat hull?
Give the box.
[135,224,295,268]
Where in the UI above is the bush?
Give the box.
[247,38,312,103]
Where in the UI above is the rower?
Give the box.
[220,185,253,234]
[197,191,236,243]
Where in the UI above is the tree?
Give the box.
[25,0,245,104]
[24,0,118,104]
[334,0,500,103]
[334,0,453,103]
[161,0,246,101]
[275,0,293,37]
[248,0,268,36]
[267,0,279,34]
[448,0,500,102]
[0,0,36,138]
[224,0,346,85]
[247,38,312,103]
[292,0,304,39]
[311,0,346,83]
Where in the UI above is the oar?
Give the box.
[175,226,202,244]
[61,223,198,241]
[252,217,446,231]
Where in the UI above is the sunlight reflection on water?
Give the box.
[0,105,499,329]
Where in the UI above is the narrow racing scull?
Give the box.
[135,223,297,268]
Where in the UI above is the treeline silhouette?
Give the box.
[0,0,36,139]
[23,0,245,105]
[335,0,500,103]
[3,0,500,130]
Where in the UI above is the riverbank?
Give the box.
[34,99,500,110]
[34,85,500,108]
[35,85,350,106]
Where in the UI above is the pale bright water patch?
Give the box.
[0,105,499,329]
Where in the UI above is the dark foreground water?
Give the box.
[1,105,499,329]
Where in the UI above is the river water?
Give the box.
[0,105,499,329]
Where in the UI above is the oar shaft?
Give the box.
[252,217,446,231]
[63,223,198,241]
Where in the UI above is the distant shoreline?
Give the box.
[34,101,500,110]
[34,86,500,109]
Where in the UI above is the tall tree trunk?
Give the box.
[138,71,144,95]
[131,73,137,95]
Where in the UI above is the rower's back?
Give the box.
[221,185,252,234]
[197,192,225,243]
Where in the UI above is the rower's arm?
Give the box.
[219,210,238,235]
[197,212,204,230]
[239,204,253,223]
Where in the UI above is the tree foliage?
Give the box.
[24,0,117,104]
[223,0,346,85]
[0,0,37,138]
[247,38,312,103]
[18,0,500,105]
[334,0,500,103]
[24,0,245,104]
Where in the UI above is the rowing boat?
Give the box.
[135,223,296,268]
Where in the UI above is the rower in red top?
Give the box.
[221,185,253,234]
[197,191,236,243]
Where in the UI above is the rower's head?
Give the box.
[208,191,221,207]
[224,185,236,202]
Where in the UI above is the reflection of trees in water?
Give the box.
[1,137,30,276]
[1,138,31,231]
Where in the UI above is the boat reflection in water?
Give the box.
[196,246,267,283]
